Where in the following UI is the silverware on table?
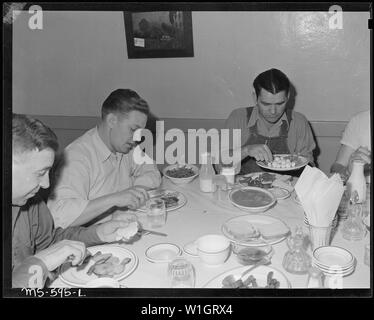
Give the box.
[138,228,168,237]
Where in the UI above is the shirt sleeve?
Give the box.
[340,115,360,150]
[289,112,316,164]
[129,147,162,188]
[12,256,49,288]
[224,108,249,148]
[47,151,90,228]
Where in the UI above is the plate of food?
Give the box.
[137,190,187,213]
[59,245,138,287]
[203,265,291,288]
[256,154,309,172]
[237,172,279,188]
[229,187,276,213]
[221,215,290,246]
[163,164,199,184]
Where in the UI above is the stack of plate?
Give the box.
[312,246,356,277]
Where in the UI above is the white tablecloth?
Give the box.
[51,178,370,289]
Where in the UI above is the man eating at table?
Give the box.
[12,114,139,288]
[223,68,316,175]
[330,109,371,182]
[48,89,162,228]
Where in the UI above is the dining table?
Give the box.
[50,176,370,289]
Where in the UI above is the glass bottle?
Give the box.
[306,267,324,288]
[199,152,217,193]
[282,227,311,275]
[347,160,366,203]
[341,199,367,241]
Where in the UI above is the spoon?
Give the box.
[222,256,271,287]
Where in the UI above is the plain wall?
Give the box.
[12,10,370,174]
[13,11,370,120]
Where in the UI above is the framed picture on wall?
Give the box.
[124,11,194,59]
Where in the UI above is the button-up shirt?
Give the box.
[48,127,161,228]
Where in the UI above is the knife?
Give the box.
[139,229,168,237]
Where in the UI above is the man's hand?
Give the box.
[245,144,273,162]
[350,147,371,165]
[96,220,139,243]
[114,186,149,210]
[34,240,86,271]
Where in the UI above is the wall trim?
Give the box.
[30,114,347,138]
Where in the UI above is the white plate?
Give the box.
[269,187,290,200]
[145,243,181,263]
[59,245,138,287]
[229,187,276,213]
[256,154,309,172]
[313,246,354,268]
[137,190,187,213]
[203,265,291,288]
[222,215,290,247]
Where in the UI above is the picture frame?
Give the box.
[124,11,194,59]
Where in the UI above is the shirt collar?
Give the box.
[247,106,289,129]
[92,127,113,162]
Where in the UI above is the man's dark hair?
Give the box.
[253,68,290,98]
[12,113,58,155]
[101,89,149,119]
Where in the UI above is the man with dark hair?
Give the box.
[224,68,316,174]
[48,89,161,228]
[12,114,139,288]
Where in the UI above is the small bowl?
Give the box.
[232,242,273,265]
[196,234,231,266]
[85,277,120,288]
[163,164,199,185]
[229,187,276,213]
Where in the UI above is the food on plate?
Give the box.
[166,166,196,178]
[160,193,179,208]
[115,221,139,241]
[222,271,280,288]
[231,189,274,207]
[239,173,276,188]
[271,179,294,192]
[267,156,296,169]
[225,221,260,241]
[86,252,132,277]
[269,187,289,199]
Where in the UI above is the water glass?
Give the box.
[308,224,333,251]
[146,198,166,228]
[168,258,195,288]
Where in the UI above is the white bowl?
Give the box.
[196,234,231,266]
[229,187,276,213]
[163,164,199,185]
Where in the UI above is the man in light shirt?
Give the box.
[48,89,162,228]
[331,109,371,181]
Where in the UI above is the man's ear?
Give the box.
[106,113,117,129]
[251,89,257,105]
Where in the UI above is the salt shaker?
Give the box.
[306,267,324,288]
[221,166,235,185]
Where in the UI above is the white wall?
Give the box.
[13,11,370,121]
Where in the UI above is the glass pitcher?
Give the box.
[341,197,367,241]
[282,227,311,274]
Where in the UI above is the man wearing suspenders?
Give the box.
[224,68,316,175]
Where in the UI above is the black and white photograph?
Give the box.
[2,1,372,305]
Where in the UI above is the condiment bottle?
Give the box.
[306,267,324,288]
[199,152,217,193]
[221,167,235,185]
[347,160,366,203]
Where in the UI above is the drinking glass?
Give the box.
[308,224,333,251]
[146,198,166,228]
[168,258,195,288]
